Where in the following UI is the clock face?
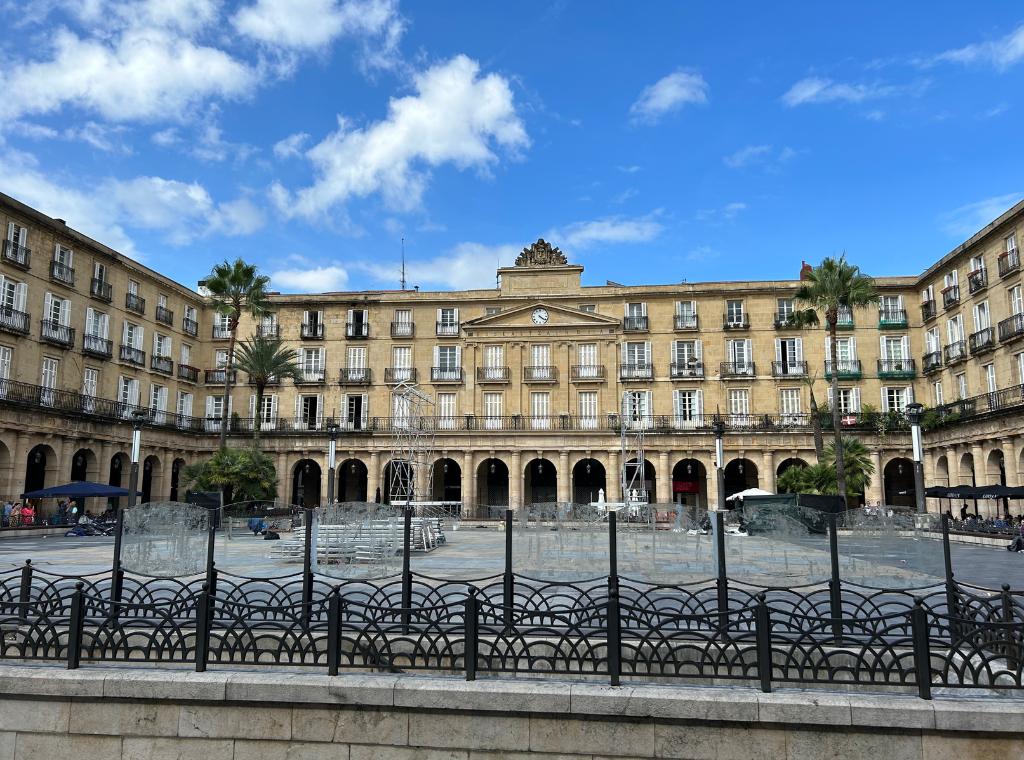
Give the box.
[531,308,549,325]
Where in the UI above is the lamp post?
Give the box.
[712,415,727,511]
[905,403,926,514]
[127,410,147,508]
[326,422,339,505]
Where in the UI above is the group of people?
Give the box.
[1,501,36,527]
[1,499,88,528]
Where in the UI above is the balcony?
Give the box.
[878,308,908,328]
[82,334,112,359]
[182,317,198,337]
[774,312,799,329]
[943,341,968,365]
[824,360,861,379]
[968,327,996,355]
[835,310,854,330]
[921,300,937,322]
[877,358,916,378]
[119,344,145,366]
[431,367,463,383]
[39,319,74,348]
[301,322,324,339]
[89,278,112,302]
[670,361,705,379]
[476,366,510,383]
[256,323,279,338]
[998,250,1020,278]
[204,368,236,384]
[922,351,943,374]
[720,361,755,378]
[771,360,807,378]
[674,314,698,330]
[295,369,326,385]
[338,368,372,385]
[623,315,648,332]
[178,364,199,383]
[436,321,459,337]
[155,305,174,326]
[723,314,750,330]
[942,286,960,309]
[967,269,988,294]
[125,292,145,315]
[346,322,369,339]
[391,321,414,337]
[0,307,30,336]
[619,363,653,381]
[385,368,417,383]
[571,365,605,382]
[2,240,30,269]
[998,313,1024,343]
[50,261,75,287]
[523,365,557,382]
[212,325,231,340]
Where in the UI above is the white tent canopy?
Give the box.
[726,487,774,501]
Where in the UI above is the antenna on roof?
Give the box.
[400,237,406,291]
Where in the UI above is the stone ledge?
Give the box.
[0,665,1019,735]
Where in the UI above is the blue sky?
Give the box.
[1,1,1022,292]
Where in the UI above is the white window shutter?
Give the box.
[43,292,52,322]
[852,388,860,411]
[294,395,300,423]
[901,335,908,355]
[695,340,703,360]
[249,395,255,418]
[849,336,857,358]
[433,345,439,368]
[794,338,803,362]
[436,308,442,323]
[695,389,704,417]
[641,302,648,317]
[455,345,462,366]
[744,339,752,357]
[881,387,887,408]
[452,307,459,323]
[347,308,354,322]
[15,283,27,312]
[824,334,831,360]
[316,394,324,427]
[774,339,782,363]
[360,393,369,427]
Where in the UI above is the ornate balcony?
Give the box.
[824,360,861,379]
[967,269,988,294]
[151,355,173,375]
[623,315,648,332]
[619,363,653,381]
[723,314,750,330]
[877,359,916,378]
[391,321,414,337]
[921,300,937,322]
[476,366,510,383]
[998,313,1024,343]
[673,314,698,330]
[771,360,807,377]
[119,344,145,366]
[204,369,236,384]
[774,313,799,329]
[0,307,30,336]
[922,351,943,374]
[82,335,112,358]
[338,368,372,385]
[523,366,557,382]
[968,327,996,355]
[89,278,112,303]
[431,367,463,383]
[2,240,30,269]
[670,361,705,379]
[256,323,279,338]
[943,341,967,365]
[436,321,459,337]
[570,365,605,382]
[878,308,908,328]
[182,317,198,337]
[177,364,199,383]
[942,286,960,309]
[125,292,146,315]
[300,322,323,339]
[50,261,75,287]
[384,368,417,383]
[720,361,755,378]
[345,322,369,339]
[155,305,174,326]
[295,369,326,385]
[40,320,74,347]
[998,250,1020,278]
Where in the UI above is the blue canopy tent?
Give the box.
[21,481,139,499]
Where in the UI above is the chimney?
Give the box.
[799,260,813,281]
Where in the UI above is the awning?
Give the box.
[21,481,139,499]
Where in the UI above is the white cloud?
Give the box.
[686,245,719,263]
[271,262,351,292]
[723,145,771,169]
[617,164,641,174]
[274,55,528,218]
[151,127,180,146]
[629,70,708,124]
[940,193,1023,238]
[695,202,746,223]
[273,132,311,159]
[548,213,664,249]
[781,77,895,106]
[933,24,1024,71]
[357,242,519,290]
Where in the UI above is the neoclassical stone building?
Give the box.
[0,190,1021,515]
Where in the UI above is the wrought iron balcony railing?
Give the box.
[968,327,995,355]
[436,322,459,336]
[922,351,943,374]
[670,361,705,379]
[619,363,653,380]
[623,315,648,332]
[0,307,30,335]
[942,286,960,309]
[720,361,755,377]
[967,268,988,294]
[998,313,1024,343]
[431,367,463,383]
[300,322,324,339]
[824,359,861,379]
[256,323,279,338]
[345,322,369,339]
[391,321,414,337]
[921,300,937,322]
[476,366,510,382]
[41,320,74,347]
[723,314,750,330]
[89,278,112,302]
[878,308,908,328]
[182,317,199,337]
[212,325,231,339]
[125,292,146,315]
[2,240,30,269]
[943,341,967,365]
[673,314,698,330]
[155,305,174,326]
[773,313,798,329]
[571,365,605,381]
[119,344,145,365]
[771,361,807,377]
[295,369,326,384]
[204,368,236,384]
[177,364,199,383]
[384,368,416,383]
[998,250,1020,278]
[877,358,916,378]
[338,368,372,385]
[523,365,557,382]
[50,261,74,286]
[151,355,173,374]
[82,334,112,358]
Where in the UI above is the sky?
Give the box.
[1,1,1022,293]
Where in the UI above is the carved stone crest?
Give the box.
[515,239,568,267]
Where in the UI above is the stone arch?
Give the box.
[291,459,322,507]
[882,457,915,508]
[476,458,509,510]
[70,448,98,482]
[934,454,949,486]
[572,458,606,505]
[724,457,759,499]
[24,443,57,495]
[776,457,809,482]
[958,452,975,484]
[338,458,368,502]
[985,449,1005,483]
[672,458,708,511]
[431,457,462,503]
[524,458,557,505]
[170,458,187,501]
[0,439,11,498]
[141,454,161,503]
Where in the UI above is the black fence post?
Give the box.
[401,506,412,635]
[714,511,729,634]
[17,559,32,624]
[195,584,211,673]
[66,582,85,670]
[464,588,478,682]
[941,514,960,644]
[608,509,618,582]
[503,508,514,632]
[1000,584,1019,673]
[327,589,341,677]
[607,575,621,687]
[828,514,843,643]
[302,508,315,629]
[109,508,125,609]
[754,592,772,693]
[911,598,932,700]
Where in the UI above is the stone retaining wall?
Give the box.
[0,665,1020,759]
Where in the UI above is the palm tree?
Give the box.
[776,437,875,499]
[794,256,879,506]
[233,336,303,445]
[825,437,875,499]
[204,259,272,449]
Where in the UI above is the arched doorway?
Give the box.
[724,458,758,500]
[934,454,949,486]
[672,459,707,512]
[109,452,128,512]
[431,458,461,503]
[623,458,656,503]
[883,457,915,508]
[141,455,160,503]
[957,452,977,518]
[775,457,809,491]
[292,459,322,507]
[70,448,96,481]
[524,458,556,504]
[382,460,418,504]
[170,458,186,501]
[476,458,508,510]
[0,439,11,499]
[572,458,606,504]
[24,444,54,494]
[338,459,368,502]
[986,449,1008,519]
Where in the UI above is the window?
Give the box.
[836,305,853,323]
[40,358,58,407]
[437,307,459,335]
[53,243,73,268]
[483,392,503,429]
[122,321,143,348]
[296,394,321,430]
[299,347,325,380]
[437,393,457,430]
[577,343,598,377]
[673,339,700,366]
[826,336,856,361]
[392,346,412,381]
[622,390,651,428]
[43,292,70,325]
[128,279,139,296]
[85,308,108,338]
[214,311,231,338]
[675,300,697,328]
[925,327,940,353]
[879,294,903,319]
[779,388,801,423]
[921,284,934,303]
[727,338,752,369]
[776,298,794,321]
[150,384,168,423]
[484,307,501,316]
[0,276,27,313]
[177,391,193,422]
[969,255,986,274]
[881,335,907,360]
[726,299,745,326]
[973,301,990,331]
[394,308,412,322]
[153,333,170,358]
[531,344,551,378]
[946,315,964,343]
[944,270,959,289]
[205,395,225,431]
[673,388,703,429]
[579,304,596,313]
[180,343,191,366]
[344,393,367,430]
[0,345,11,392]
[346,308,368,336]
[1017,353,1024,385]
[1010,285,1023,315]
[434,345,460,380]
[250,394,278,427]
[829,387,861,415]
[93,262,107,282]
[727,388,750,423]
[623,342,650,377]
[775,337,803,373]
[578,391,598,429]
[1008,233,1019,254]
[215,349,229,369]
[346,345,366,370]
[956,372,967,400]
[626,302,646,317]
[118,376,139,417]
[81,368,98,412]
[530,392,550,429]
[883,387,911,413]
[158,293,168,309]
[6,222,28,250]
[259,313,277,337]
[982,363,997,394]
[482,345,505,380]
[933,381,943,406]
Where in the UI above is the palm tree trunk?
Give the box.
[219,323,237,450]
[808,386,824,461]
[253,383,264,446]
[828,323,847,507]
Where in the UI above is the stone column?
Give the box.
[1003,438,1020,485]
[368,451,381,503]
[9,432,30,500]
[509,451,522,511]
[656,450,671,505]
[557,450,570,503]
[161,453,175,501]
[947,447,960,484]
[276,452,289,503]
[463,450,476,517]
[761,450,776,494]
[970,443,985,517]
[868,450,883,506]
[607,449,620,503]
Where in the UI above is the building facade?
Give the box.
[1,191,1022,515]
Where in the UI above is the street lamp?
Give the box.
[127,410,147,508]
[325,422,339,505]
[712,415,727,511]
[905,403,926,514]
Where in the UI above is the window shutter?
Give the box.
[849,336,857,358]
[43,292,52,322]
[432,345,439,368]
[695,389,704,417]
[316,394,324,427]
[249,395,256,418]
[881,387,888,408]
[774,339,782,363]
[794,338,803,362]
[452,307,459,324]
[744,339,752,359]
[880,335,887,356]
[901,336,908,356]
[695,340,703,361]
[294,395,300,424]
[5,223,12,241]
[347,308,354,323]
[15,283,27,312]
[136,326,144,349]
[455,345,462,366]
[824,334,831,360]
[360,394,368,427]
[641,302,648,317]
[852,388,860,411]
[436,308,442,323]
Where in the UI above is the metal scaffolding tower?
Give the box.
[620,391,648,510]
[388,381,436,506]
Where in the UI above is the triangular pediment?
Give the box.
[463,301,620,332]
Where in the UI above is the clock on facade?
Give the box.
[531,308,549,324]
